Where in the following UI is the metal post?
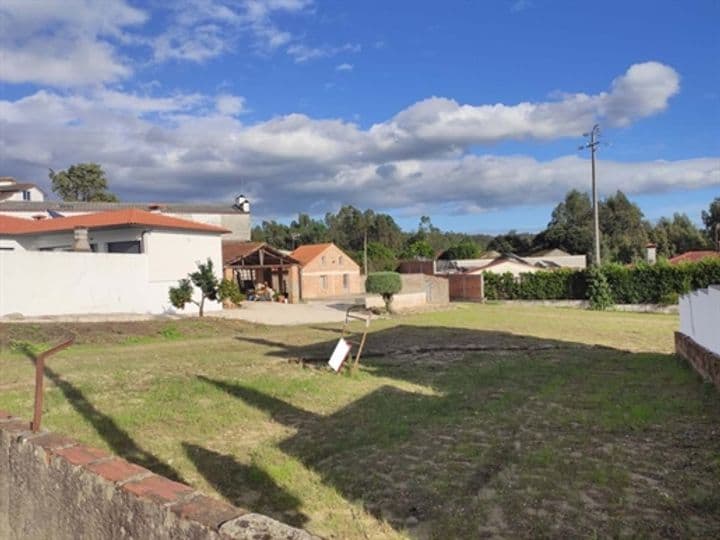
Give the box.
[30,338,74,432]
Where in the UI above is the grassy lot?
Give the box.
[1,304,719,539]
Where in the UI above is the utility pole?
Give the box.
[363,228,368,275]
[580,124,602,266]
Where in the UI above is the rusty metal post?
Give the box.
[31,338,74,432]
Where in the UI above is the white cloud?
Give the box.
[0,62,715,218]
[287,42,361,63]
[0,0,147,86]
[336,63,354,72]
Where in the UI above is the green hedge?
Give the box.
[482,258,720,304]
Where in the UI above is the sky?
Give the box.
[1,0,718,234]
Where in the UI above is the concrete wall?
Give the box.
[1,186,44,202]
[679,285,720,355]
[0,411,315,540]
[0,231,223,317]
[300,245,363,299]
[365,273,449,311]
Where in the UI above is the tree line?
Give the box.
[253,192,720,269]
[44,162,719,267]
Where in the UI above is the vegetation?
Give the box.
[169,259,240,316]
[2,306,718,539]
[482,258,720,304]
[586,266,613,310]
[365,271,402,312]
[252,191,715,269]
[48,162,119,202]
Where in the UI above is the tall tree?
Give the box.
[487,230,533,255]
[541,190,594,256]
[649,213,709,258]
[48,163,118,202]
[599,191,648,263]
[702,197,720,247]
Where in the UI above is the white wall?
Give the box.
[0,231,224,317]
[679,285,720,354]
[2,187,44,202]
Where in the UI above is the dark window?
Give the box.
[22,190,31,201]
[107,241,141,253]
[343,273,349,289]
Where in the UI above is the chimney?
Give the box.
[646,243,657,265]
[73,227,92,252]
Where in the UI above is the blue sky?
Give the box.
[1,0,718,233]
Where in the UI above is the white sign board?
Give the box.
[328,338,351,372]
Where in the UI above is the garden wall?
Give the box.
[0,411,315,540]
[679,285,720,355]
[675,332,720,390]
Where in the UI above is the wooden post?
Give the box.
[31,338,74,433]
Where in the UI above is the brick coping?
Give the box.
[675,331,720,390]
[0,411,317,539]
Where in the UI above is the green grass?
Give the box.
[1,304,718,539]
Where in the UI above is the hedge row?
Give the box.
[482,258,720,304]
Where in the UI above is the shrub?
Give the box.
[366,271,402,312]
[587,267,613,310]
[218,278,245,306]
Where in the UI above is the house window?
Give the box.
[343,273,349,289]
[321,275,328,289]
[22,190,31,201]
[338,256,344,265]
[107,241,141,253]
[321,255,326,265]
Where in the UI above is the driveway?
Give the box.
[210,300,359,326]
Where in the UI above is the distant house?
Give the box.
[0,177,45,202]
[668,250,720,265]
[0,209,228,317]
[467,254,541,278]
[0,193,251,241]
[290,243,363,299]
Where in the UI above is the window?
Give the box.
[22,190,31,201]
[338,256,344,265]
[321,275,328,289]
[343,273,349,289]
[321,255,326,265]
[107,241,141,253]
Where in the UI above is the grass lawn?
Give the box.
[1,304,719,538]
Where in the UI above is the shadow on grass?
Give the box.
[209,325,720,537]
[182,442,309,527]
[19,344,185,483]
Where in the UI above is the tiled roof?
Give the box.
[0,182,37,193]
[0,209,229,235]
[289,243,334,266]
[222,241,265,264]
[668,250,720,264]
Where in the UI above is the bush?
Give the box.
[366,271,402,312]
[477,258,720,305]
[218,278,245,306]
[587,267,613,310]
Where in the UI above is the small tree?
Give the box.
[586,266,613,311]
[366,271,402,313]
[169,259,240,316]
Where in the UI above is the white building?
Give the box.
[0,178,251,241]
[0,209,228,317]
[0,177,45,202]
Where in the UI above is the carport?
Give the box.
[223,241,301,303]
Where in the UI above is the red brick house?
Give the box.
[290,243,364,299]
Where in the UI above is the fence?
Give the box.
[448,274,485,302]
[679,285,720,355]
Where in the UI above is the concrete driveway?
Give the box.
[210,300,359,326]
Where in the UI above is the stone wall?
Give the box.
[0,411,316,540]
[675,332,720,391]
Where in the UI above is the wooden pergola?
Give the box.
[223,242,301,303]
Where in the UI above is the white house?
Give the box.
[0,209,228,317]
[467,255,542,278]
[0,177,45,202]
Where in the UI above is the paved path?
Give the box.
[209,300,357,325]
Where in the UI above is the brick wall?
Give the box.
[300,245,363,299]
[0,411,316,540]
[675,332,720,391]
